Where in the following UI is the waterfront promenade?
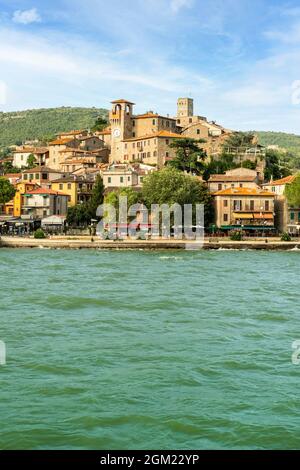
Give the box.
[1,236,300,250]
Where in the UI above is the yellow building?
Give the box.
[13,182,37,217]
[51,175,95,207]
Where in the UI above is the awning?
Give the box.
[233,213,253,219]
[233,212,273,220]
[220,225,275,230]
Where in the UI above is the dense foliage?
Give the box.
[255,131,300,168]
[0,177,16,205]
[167,138,207,174]
[142,167,213,224]
[284,173,300,208]
[0,107,108,150]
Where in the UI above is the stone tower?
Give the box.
[177,98,194,118]
[109,99,134,162]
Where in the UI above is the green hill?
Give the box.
[254,131,300,169]
[0,107,109,150]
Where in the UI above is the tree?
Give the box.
[285,173,300,208]
[265,149,291,181]
[167,138,207,174]
[66,204,91,227]
[142,167,213,224]
[0,177,16,208]
[27,154,37,169]
[91,116,109,132]
[202,154,238,180]
[88,175,105,218]
[104,188,142,219]
[222,132,256,150]
[2,160,20,174]
[241,159,257,170]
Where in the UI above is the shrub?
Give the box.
[34,228,46,239]
[281,232,291,242]
[229,229,243,241]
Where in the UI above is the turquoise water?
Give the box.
[0,248,300,450]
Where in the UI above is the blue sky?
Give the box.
[0,0,300,132]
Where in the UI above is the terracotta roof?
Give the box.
[134,113,176,121]
[265,175,296,186]
[22,166,63,174]
[209,175,257,182]
[49,138,75,145]
[14,147,48,154]
[214,187,274,197]
[3,173,21,178]
[96,130,111,135]
[111,99,135,104]
[25,188,69,196]
[123,130,185,142]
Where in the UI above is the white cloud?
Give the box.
[170,0,193,14]
[12,8,41,25]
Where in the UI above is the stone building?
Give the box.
[208,168,261,193]
[263,175,299,233]
[214,187,275,232]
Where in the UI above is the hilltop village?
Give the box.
[0,98,298,237]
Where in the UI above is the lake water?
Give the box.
[0,248,300,450]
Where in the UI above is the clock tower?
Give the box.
[109,99,134,162]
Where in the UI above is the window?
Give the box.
[166,152,169,158]
[240,183,243,188]
[133,143,135,148]
[132,132,135,137]
[218,184,222,190]
[197,129,200,135]
[120,176,124,183]
[223,200,228,207]
[177,119,181,124]
[21,155,23,161]
[231,184,234,188]
[153,151,157,157]
[68,183,72,190]
[224,214,228,222]
[166,139,169,145]
[140,177,144,182]
[147,152,150,157]
[125,144,127,149]
[128,176,131,181]
[132,154,135,160]
[152,119,156,125]
[250,200,254,211]
[166,121,170,127]
[132,121,135,127]
[234,200,242,211]
[265,200,270,211]
[24,174,28,180]
[108,177,111,184]
[42,173,47,180]
[189,118,192,123]
[29,174,34,180]
[59,184,63,190]
[291,212,295,220]
[137,142,140,148]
